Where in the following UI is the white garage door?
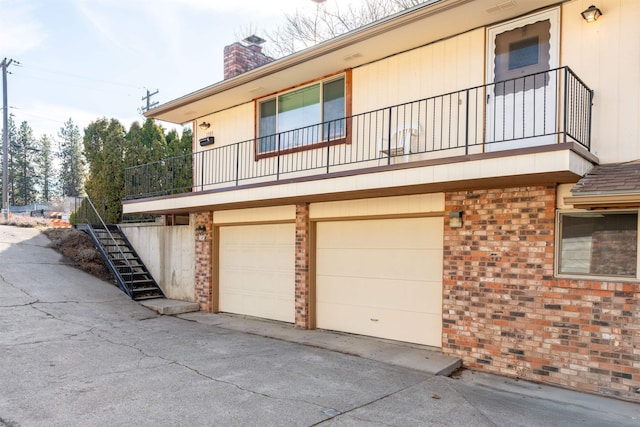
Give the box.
[316,217,443,346]
[219,223,295,323]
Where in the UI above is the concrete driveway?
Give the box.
[1,225,638,426]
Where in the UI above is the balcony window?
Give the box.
[258,75,345,155]
[557,211,638,278]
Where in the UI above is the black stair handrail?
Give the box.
[80,197,138,296]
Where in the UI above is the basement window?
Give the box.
[557,211,638,279]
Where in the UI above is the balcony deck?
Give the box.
[124,67,595,213]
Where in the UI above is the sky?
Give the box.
[0,0,361,139]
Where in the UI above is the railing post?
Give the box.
[146,164,150,197]
[171,157,175,194]
[200,151,205,191]
[235,142,240,186]
[563,66,568,144]
[276,133,281,181]
[326,122,331,174]
[465,89,470,155]
[387,107,392,165]
[587,86,594,150]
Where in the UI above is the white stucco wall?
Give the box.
[120,222,195,302]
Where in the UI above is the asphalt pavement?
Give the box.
[1,224,638,426]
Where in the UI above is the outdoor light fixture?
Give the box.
[199,121,210,130]
[449,210,463,228]
[581,5,602,22]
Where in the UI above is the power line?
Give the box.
[12,71,137,97]
[17,62,143,90]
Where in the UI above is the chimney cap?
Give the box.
[243,35,266,45]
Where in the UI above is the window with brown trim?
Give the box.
[557,211,639,278]
[256,75,346,156]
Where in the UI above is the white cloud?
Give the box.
[0,0,47,55]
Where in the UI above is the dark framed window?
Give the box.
[558,211,638,278]
[257,75,346,155]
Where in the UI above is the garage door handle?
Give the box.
[370,318,379,322]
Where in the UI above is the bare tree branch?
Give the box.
[264,0,428,57]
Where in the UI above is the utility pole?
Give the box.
[2,58,14,221]
[140,88,159,113]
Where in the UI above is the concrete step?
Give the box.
[140,298,200,315]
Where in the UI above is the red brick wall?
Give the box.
[443,186,640,402]
[295,203,311,329]
[194,212,213,312]
[224,43,274,79]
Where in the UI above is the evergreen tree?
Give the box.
[164,126,193,193]
[165,126,192,158]
[58,118,84,197]
[123,120,143,168]
[83,118,126,224]
[37,135,55,202]
[0,115,17,209]
[13,121,38,205]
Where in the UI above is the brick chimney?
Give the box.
[224,35,274,79]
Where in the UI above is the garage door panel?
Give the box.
[316,217,443,347]
[221,290,293,321]
[222,225,292,245]
[223,247,293,271]
[220,270,292,293]
[318,302,442,345]
[317,275,442,315]
[219,223,295,323]
[317,217,441,249]
[317,248,441,282]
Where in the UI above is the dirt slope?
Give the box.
[44,228,114,282]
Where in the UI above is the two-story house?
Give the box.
[123,0,640,401]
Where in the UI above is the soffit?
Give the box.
[146,0,561,124]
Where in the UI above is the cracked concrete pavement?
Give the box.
[1,225,639,426]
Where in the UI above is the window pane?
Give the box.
[560,213,638,277]
[323,77,345,138]
[259,99,277,152]
[278,84,320,148]
[278,84,320,130]
[508,36,539,70]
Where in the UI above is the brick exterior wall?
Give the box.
[194,212,213,312]
[224,42,274,80]
[294,203,312,329]
[443,186,640,402]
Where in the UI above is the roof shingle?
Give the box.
[571,160,640,195]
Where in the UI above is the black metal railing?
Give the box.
[74,196,151,299]
[125,66,592,200]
